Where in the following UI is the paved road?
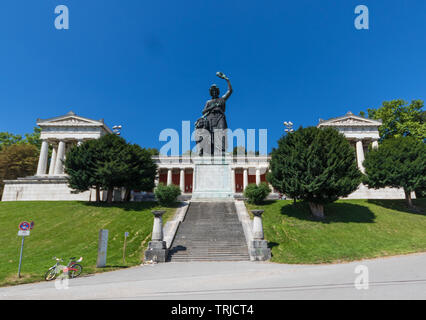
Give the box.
[1,253,425,300]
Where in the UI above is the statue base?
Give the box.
[191,156,233,200]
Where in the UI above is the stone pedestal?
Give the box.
[249,239,271,261]
[249,210,271,261]
[144,240,168,263]
[144,210,168,263]
[191,156,233,199]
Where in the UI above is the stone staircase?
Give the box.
[168,201,250,262]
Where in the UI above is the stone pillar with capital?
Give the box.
[249,210,271,261]
[255,168,261,186]
[167,169,172,186]
[231,168,236,193]
[48,144,58,176]
[372,140,379,149]
[179,168,185,192]
[144,210,168,263]
[54,141,66,175]
[243,168,248,190]
[36,140,49,176]
[356,139,365,173]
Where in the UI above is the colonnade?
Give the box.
[158,166,269,194]
[355,139,379,173]
[36,139,82,176]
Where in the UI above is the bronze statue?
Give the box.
[195,72,233,156]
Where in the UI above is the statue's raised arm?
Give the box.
[216,72,233,100]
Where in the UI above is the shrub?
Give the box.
[244,182,271,204]
[154,183,181,206]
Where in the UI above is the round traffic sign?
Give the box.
[19,221,30,231]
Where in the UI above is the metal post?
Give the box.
[18,236,25,278]
[123,233,127,264]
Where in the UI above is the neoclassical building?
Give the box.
[1,111,411,201]
[2,112,112,201]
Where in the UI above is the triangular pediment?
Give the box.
[37,111,104,126]
[318,112,382,127]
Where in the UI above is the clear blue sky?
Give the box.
[0,1,425,153]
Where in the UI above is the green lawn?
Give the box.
[247,199,426,264]
[0,201,176,287]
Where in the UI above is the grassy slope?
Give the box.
[247,199,426,264]
[0,201,176,287]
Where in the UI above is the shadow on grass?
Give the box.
[280,201,376,224]
[82,201,180,212]
[367,199,425,216]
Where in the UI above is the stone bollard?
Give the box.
[249,210,271,261]
[144,210,168,263]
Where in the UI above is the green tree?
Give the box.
[0,132,22,151]
[64,139,103,202]
[65,134,157,203]
[121,144,157,201]
[0,144,39,197]
[367,99,425,141]
[23,127,42,150]
[0,127,41,151]
[363,137,426,208]
[268,127,362,218]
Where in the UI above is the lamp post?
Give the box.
[283,121,294,133]
[113,125,122,136]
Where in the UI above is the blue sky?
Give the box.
[0,1,425,153]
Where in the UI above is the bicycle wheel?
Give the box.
[45,268,57,281]
[69,264,82,278]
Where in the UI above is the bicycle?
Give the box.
[44,256,83,281]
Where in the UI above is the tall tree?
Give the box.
[65,134,157,203]
[0,132,22,151]
[363,137,426,208]
[268,127,362,218]
[0,144,39,197]
[64,139,103,202]
[367,99,425,142]
[121,144,157,201]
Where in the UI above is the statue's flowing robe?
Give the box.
[202,97,228,130]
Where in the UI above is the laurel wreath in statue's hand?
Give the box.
[216,72,229,80]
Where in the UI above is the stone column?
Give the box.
[144,210,168,263]
[192,168,196,192]
[243,168,248,190]
[256,168,261,186]
[252,210,265,240]
[167,168,172,186]
[54,141,66,175]
[151,210,164,241]
[231,168,236,193]
[36,140,49,176]
[372,140,379,149]
[249,210,271,261]
[356,140,365,173]
[179,168,185,192]
[48,144,58,176]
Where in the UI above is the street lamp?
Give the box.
[113,125,122,136]
[283,121,294,133]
